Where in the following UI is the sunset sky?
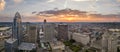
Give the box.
[0,0,120,22]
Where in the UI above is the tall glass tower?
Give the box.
[12,12,22,45]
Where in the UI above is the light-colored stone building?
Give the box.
[101,29,120,52]
[49,41,65,52]
[72,32,90,45]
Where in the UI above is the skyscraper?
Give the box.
[44,23,55,42]
[43,19,55,42]
[5,12,22,52]
[12,12,23,45]
[26,24,38,43]
[58,24,68,41]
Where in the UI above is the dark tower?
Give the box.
[12,12,22,45]
[44,19,47,24]
[58,24,68,41]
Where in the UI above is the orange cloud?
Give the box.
[0,0,5,11]
[39,15,120,22]
[20,13,120,22]
[117,0,120,2]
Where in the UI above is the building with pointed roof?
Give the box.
[12,12,23,45]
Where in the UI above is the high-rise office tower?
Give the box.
[107,31,118,52]
[102,31,108,52]
[5,12,22,52]
[102,29,120,52]
[26,24,38,43]
[43,19,55,42]
[12,12,23,45]
[58,24,68,41]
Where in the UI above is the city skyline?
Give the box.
[1,7,120,52]
[0,0,120,22]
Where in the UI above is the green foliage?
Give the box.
[63,41,72,46]
[30,49,36,52]
[38,44,41,48]
[69,45,81,52]
[117,47,120,52]
[83,47,97,52]
[63,40,82,52]
[69,39,76,43]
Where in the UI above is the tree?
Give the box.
[69,39,76,43]
[63,41,72,46]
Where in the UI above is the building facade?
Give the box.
[26,24,38,43]
[72,32,90,45]
[58,24,68,41]
[44,23,55,42]
[12,12,23,45]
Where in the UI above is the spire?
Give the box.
[44,19,47,24]
[14,12,21,19]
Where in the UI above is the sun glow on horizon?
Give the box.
[63,17,76,21]
[20,13,120,22]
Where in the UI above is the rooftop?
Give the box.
[50,41,65,50]
[58,23,68,25]
[18,42,36,51]
[108,29,120,32]
[0,27,10,31]
[73,32,89,37]
[6,38,17,44]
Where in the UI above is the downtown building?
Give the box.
[43,20,55,42]
[12,12,23,45]
[39,20,66,52]
[72,32,90,45]
[90,28,120,52]
[24,23,38,43]
[101,29,120,52]
[5,12,23,52]
[5,12,36,52]
[58,24,68,41]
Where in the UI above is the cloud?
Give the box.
[33,9,120,22]
[0,14,13,22]
[117,0,120,2]
[0,0,5,11]
[13,0,23,3]
[47,0,55,2]
[46,0,98,3]
[71,0,98,1]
